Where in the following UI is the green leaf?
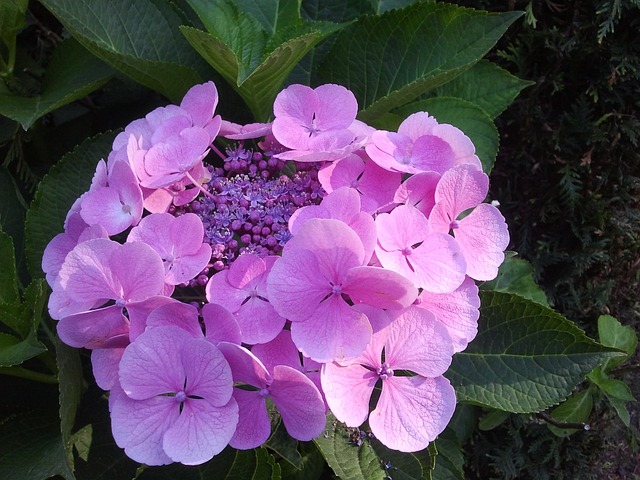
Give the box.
[24,131,117,279]
[265,418,303,469]
[588,368,635,401]
[0,0,28,74]
[370,0,419,14]
[446,291,621,413]
[319,3,522,122]
[231,0,301,34]
[393,96,498,174]
[183,0,343,120]
[39,0,205,102]
[314,412,435,480]
[429,60,534,119]
[596,314,637,372]
[0,231,19,305]
[547,389,593,437]
[607,396,631,427]
[0,167,27,274]
[431,429,464,480]
[0,330,46,366]
[477,409,510,431]
[0,38,114,130]
[481,257,549,307]
[279,442,326,480]
[57,337,83,463]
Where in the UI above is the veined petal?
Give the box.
[57,305,128,349]
[228,389,270,450]
[343,266,417,310]
[321,362,377,427]
[270,365,326,441]
[369,376,456,452]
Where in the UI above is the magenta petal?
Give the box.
[112,242,165,302]
[166,243,211,285]
[269,365,326,441]
[217,342,271,387]
[205,270,249,311]
[290,295,372,363]
[313,84,358,131]
[375,204,429,253]
[343,266,417,310]
[119,327,190,400]
[410,233,467,293]
[235,297,286,344]
[383,306,453,377]
[321,362,376,427]
[250,330,301,373]
[182,339,234,407]
[57,305,128,349]
[163,398,237,465]
[110,384,177,466]
[369,376,456,452]
[397,112,438,140]
[229,389,270,449]
[126,296,177,342]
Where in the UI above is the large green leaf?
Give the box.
[57,337,83,466]
[0,38,114,130]
[446,291,621,413]
[0,231,19,305]
[314,412,436,480]
[0,167,27,274]
[39,0,206,102]
[319,3,522,122]
[24,131,117,279]
[182,0,343,120]
[430,60,534,119]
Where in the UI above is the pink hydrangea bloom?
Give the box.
[366,112,482,174]
[217,342,326,449]
[375,204,466,293]
[219,120,272,140]
[272,84,361,162]
[393,171,441,217]
[205,253,286,345]
[429,164,510,280]
[267,218,417,362]
[111,326,238,465]
[318,152,402,214]
[127,212,212,288]
[321,306,456,452]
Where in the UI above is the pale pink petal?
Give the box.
[235,297,286,344]
[110,384,177,466]
[407,233,467,293]
[394,171,440,216]
[269,365,326,441]
[369,376,456,452]
[410,134,456,173]
[433,164,488,219]
[432,123,480,168]
[226,253,267,289]
[313,84,358,131]
[205,270,249,311]
[383,307,453,377]
[166,243,211,285]
[250,330,301,373]
[321,361,376,427]
[181,338,234,407]
[454,203,510,281]
[80,187,136,235]
[163,398,237,465]
[418,276,480,353]
[217,342,271,387]
[375,204,429,253]
[397,112,438,140]
[111,242,165,302]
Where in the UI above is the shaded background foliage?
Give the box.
[1,0,639,479]
[442,0,640,478]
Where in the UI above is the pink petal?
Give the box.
[181,339,234,407]
[394,171,440,217]
[202,303,242,345]
[205,270,249,312]
[250,330,301,373]
[290,295,372,363]
[269,365,326,441]
[454,203,509,281]
[57,305,129,349]
[163,398,237,465]
[111,242,166,302]
[217,342,271,387]
[321,361,376,427]
[126,296,177,342]
[228,389,270,450]
[418,276,480,353]
[397,112,438,140]
[375,204,429,253]
[433,164,488,220]
[313,84,358,131]
[179,81,219,128]
[118,327,190,400]
[91,347,125,390]
[369,375,456,452]
[145,302,204,338]
[383,306,453,377]
[343,266,417,310]
[109,384,177,466]
[235,297,286,345]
